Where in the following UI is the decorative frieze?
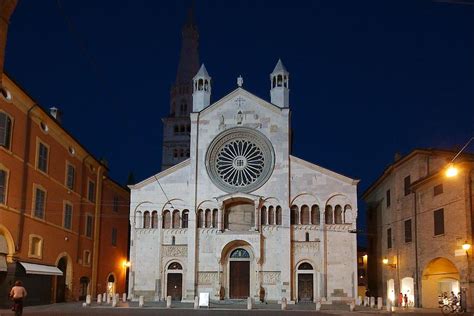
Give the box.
[262,272,280,285]
[292,241,320,252]
[198,272,218,285]
[162,245,187,257]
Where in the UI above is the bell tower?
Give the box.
[161,6,200,170]
[270,59,290,108]
[192,64,211,112]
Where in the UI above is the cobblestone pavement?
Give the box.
[0,302,465,316]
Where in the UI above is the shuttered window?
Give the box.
[34,188,46,219]
[434,209,444,236]
[387,228,392,249]
[66,164,75,190]
[405,219,412,243]
[64,203,73,230]
[0,112,12,149]
[0,170,6,204]
[404,175,411,196]
[37,142,48,173]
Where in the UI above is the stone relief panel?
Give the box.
[292,241,320,253]
[162,245,187,257]
[262,272,281,285]
[198,272,219,285]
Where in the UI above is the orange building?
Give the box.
[0,73,130,307]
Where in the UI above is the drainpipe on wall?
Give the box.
[91,166,104,297]
[193,112,200,300]
[17,103,38,251]
[414,190,420,307]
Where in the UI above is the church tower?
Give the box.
[270,59,290,108]
[192,64,211,112]
[161,6,200,170]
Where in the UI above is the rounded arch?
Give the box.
[344,204,353,224]
[325,205,333,224]
[325,193,352,209]
[220,239,254,260]
[55,252,73,302]
[290,205,299,225]
[0,224,15,260]
[334,205,343,224]
[164,258,185,271]
[290,192,321,208]
[261,206,267,225]
[162,210,171,229]
[106,272,117,296]
[161,199,186,213]
[422,257,460,308]
[295,258,318,271]
[300,205,310,225]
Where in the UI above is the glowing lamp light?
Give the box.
[462,242,471,251]
[382,258,389,265]
[446,164,459,178]
[122,260,131,268]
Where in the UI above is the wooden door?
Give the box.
[230,261,250,298]
[298,274,313,302]
[167,273,182,301]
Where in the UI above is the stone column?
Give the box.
[218,203,224,231]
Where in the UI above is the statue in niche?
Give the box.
[219,115,225,130]
[236,111,243,125]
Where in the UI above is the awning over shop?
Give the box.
[0,255,6,272]
[19,262,63,276]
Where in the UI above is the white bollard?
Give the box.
[97,294,102,305]
[166,295,172,308]
[107,293,111,304]
[281,297,287,310]
[357,296,362,306]
[315,301,321,311]
[247,297,252,310]
[350,301,355,311]
[377,297,383,310]
[103,293,107,303]
[194,296,199,309]
[112,296,117,307]
[122,293,127,302]
[370,296,375,308]
[364,297,369,306]
[86,294,91,306]
[386,299,391,311]
[139,295,144,307]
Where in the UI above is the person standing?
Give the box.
[10,280,27,316]
[403,293,408,308]
[398,292,403,307]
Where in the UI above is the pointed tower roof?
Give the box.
[194,63,210,79]
[272,59,288,74]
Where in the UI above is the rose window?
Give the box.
[206,127,274,193]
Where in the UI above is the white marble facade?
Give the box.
[128,61,359,303]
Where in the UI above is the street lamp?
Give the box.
[445,136,474,178]
[462,241,471,254]
[383,257,397,269]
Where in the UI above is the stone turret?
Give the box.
[270,59,290,108]
[192,64,211,112]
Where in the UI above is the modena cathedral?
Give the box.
[128,9,359,304]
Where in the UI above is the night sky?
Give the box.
[5,0,474,240]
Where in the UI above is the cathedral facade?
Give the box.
[128,58,359,303]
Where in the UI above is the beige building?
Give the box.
[363,149,474,309]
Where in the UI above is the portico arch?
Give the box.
[54,252,73,302]
[0,224,15,262]
[294,259,319,303]
[220,240,256,299]
[422,257,460,308]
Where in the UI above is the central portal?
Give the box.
[230,261,250,298]
[229,248,250,299]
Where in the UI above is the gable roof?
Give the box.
[290,155,359,185]
[361,148,474,199]
[128,159,191,190]
[198,87,286,117]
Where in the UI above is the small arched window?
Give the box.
[171,236,176,245]
[277,75,283,87]
[163,210,171,229]
[301,205,310,225]
[334,205,343,224]
[135,211,142,229]
[212,209,218,228]
[268,206,275,225]
[261,206,267,226]
[290,205,299,225]
[168,262,182,270]
[305,232,310,242]
[182,210,189,228]
[298,262,313,270]
[151,211,158,228]
[197,209,204,228]
[172,210,180,228]
[205,209,211,228]
[276,206,282,225]
[198,79,203,90]
[143,211,150,228]
[230,248,250,259]
[311,205,320,225]
[325,205,333,224]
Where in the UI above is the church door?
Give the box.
[230,261,250,298]
[298,274,313,302]
[167,273,182,301]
